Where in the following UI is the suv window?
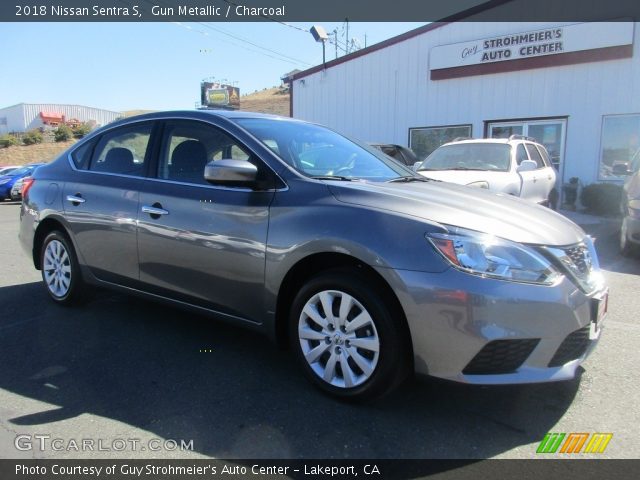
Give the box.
[525,143,544,169]
[158,121,253,185]
[536,145,553,168]
[516,144,529,165]
[90,124,152,176]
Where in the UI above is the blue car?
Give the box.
[0,163,45,200]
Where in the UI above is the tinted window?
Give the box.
[70,139,96,170]
[525,143,544,169]
[158,121,253,185]
[90,124,152,176]
[516,144,529,165]
[420,143,511,172]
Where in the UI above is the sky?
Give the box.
[1,22,425,112]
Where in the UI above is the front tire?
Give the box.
[289,269,409,401]
[40,231,85,305]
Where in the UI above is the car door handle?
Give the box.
[66,194,85,204]
[141,205,169,216]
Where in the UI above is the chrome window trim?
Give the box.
[65,114,289,193]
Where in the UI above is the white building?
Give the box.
[0,103,121,134]
[291,6,639,192]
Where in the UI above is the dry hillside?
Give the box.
[0,140,76,167]
[0,88,290,167]
[239,87,290,116]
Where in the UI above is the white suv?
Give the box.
[415,136,557,206]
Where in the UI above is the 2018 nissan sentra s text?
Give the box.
[19,111,608,401]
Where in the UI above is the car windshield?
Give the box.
[234,118,413,182]
[419,143,511,172]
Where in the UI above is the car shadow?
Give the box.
[0,282,581,459]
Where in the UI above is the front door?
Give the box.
[136,120,275,324]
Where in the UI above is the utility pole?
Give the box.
[345,18,349,54]
[333,29,338,59]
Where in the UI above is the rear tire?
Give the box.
[40,231,86,305]
[289,268,410,402]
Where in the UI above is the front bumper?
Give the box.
[376,266,605,384]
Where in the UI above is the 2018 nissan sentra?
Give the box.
[19,111,607,401]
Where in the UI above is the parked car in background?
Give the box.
[20,111,606,401]
[370,143,419,167]
[615,150,640,256]
[0,163,45,201]
[415,136,557,206]
[10,173,36,201]
[0,166,20,176]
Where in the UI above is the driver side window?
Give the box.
[158,121,252,185]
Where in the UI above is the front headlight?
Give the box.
[467,180,489,189]
[427,228,562,285]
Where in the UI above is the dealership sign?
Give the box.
[201,82,240,110]
[430,22,634,73]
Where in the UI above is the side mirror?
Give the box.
[517,159,537,172]
[612,163,631,176]
[204,159,258,186]
[412,161,423,172]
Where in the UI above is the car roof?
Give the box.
[442,138,543,147]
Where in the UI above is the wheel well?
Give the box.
[32,218,67,270]
[275,253,413,363]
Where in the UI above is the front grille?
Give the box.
[463,339,540,375]
[564,244,592,276]
[544,240,598,293]
[548,326,592,367]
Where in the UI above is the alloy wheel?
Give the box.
[43,239,72,298]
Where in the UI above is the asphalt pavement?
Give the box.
[0,201,638,459]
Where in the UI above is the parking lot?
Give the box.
[0,201,639,460]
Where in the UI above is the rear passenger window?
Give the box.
[70,139,96,170]
[525,143,544,169]
[90,124,152,176]
[516,144,528,165]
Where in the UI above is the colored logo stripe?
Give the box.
[560,433,589,453]
[584,433,613,453]
[536,433,565,453]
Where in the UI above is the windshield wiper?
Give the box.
[387,176,430,183]
[448,167,485,171]
[310,175,354,181]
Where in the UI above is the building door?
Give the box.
[487,119,567,182]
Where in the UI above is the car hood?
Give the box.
[328,180,585,246]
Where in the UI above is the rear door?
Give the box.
[136,119,276,323]
[524,142,552,204]
[63,122,156,284]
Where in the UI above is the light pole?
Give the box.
[310,25,329,68]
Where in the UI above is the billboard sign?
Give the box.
[201,82,240,110]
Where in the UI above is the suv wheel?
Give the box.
[289,269,409,401]
[40,231,85,305]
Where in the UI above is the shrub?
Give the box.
[22,129,43,145]
[72,122,93,138]
[54,124,73,142]
[0,134,18,148]
[580,183,623,216]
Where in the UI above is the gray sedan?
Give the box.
[19,111,607,401]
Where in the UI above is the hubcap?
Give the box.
[43,240,71,298]
[298,290,380,388]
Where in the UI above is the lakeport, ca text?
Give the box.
[16,463,381,476]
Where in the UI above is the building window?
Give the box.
[409,125,472,160]
[600,114,640,180]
